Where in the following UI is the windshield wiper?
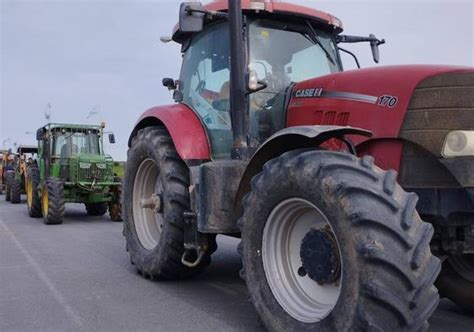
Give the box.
[305,21,336,66]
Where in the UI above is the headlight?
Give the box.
[442,131,474,157]
[96,163,107,169]
[79,162,92,169]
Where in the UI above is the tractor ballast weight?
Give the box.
[124,0,474,330]
[26,123,122,224]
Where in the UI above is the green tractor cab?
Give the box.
[26,123,122,224]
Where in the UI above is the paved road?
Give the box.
[1,198,473,332]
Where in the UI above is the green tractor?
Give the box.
[26,123,122,225]
[9,145,38,204]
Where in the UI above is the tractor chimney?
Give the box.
[229,0,248,159]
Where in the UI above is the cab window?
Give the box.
[180,22,233,159]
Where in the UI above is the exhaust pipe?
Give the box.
[228,0,248,159]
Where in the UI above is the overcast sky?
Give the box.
[1,0,473,160]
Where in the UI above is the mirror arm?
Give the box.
[338,47,361,69]
[185,7,228,20]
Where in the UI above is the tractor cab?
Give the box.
[15,145,38,180]
[167,1,344,158]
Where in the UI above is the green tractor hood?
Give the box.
[69,154,115,186]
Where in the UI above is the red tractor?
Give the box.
[123,1,473,330]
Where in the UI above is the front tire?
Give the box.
[10,178,22,204]
[26,164,42,217]
[436,254,474,311]
[241,150,441,331]
[123,126,212,279]
[42,179,65,225]
[85,202,108,216]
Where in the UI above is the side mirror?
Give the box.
[162,77,177,90]
[108,133,116,144]
[36,128,44,141]
[179,2,205,33]
[369,34,385,64]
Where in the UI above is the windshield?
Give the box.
[248,19,340,144]
[54,131,102,158]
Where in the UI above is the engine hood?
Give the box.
[288,65,473,140]
[72,154,113,163]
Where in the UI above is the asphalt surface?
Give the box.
[1,197,473,332]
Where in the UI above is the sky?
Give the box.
[1,0,473,161]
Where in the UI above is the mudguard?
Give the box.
[128,104,211,162]
[235,125,372,208]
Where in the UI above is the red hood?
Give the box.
[288,65,473,139]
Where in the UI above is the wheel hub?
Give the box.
[300,228,341,285]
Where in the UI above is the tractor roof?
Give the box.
[172,0,343,43]
[42,123,103,131]
[16,145,38,154]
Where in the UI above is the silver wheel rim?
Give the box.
[133,158,163,250]
[262,198,342,323]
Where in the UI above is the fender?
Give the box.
[235,125,372,208]
[128,104,211,162]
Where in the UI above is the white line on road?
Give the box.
[0,217,84,327]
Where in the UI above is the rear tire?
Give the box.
[85,202,108,216]
[109,178,122,222]
[436,254,474,311]
[5,171,13,201]
[10,178,22,204]
[123,126,213,279]
[240,150,440,331]
[42,179,65,225]
[26,164,42,217]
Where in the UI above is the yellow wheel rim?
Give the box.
[42,188,49,216]
[26,177,32,208]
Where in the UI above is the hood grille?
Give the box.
[399,72,474,156]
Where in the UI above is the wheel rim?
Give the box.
[42,187,48,216]
[262,198,342,323]
[26,176,32,208]
[133,158,163,250]
[449,255,474,283]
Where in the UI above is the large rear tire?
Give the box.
[85,202,108,216]
[26,164,42,217]
[240,150,441,331]
[42,179,65,225]
[436,254,474,311]
[123,126,213,279]
[10,178,22,204]
[5,171,13,201]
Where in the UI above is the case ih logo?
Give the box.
[295,88,323,98]
[294,88,398,108]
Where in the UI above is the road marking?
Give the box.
[0,218,83,327]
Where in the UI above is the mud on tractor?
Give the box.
[123,1,474,330]
[0,149,15,197]
[26,123,122,224]
[8,145,38,204]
